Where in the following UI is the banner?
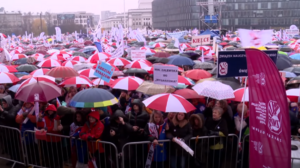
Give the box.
[191,35,211,46]
[111,44,124,58]
[238,29,273,48]
[131,50,146,60]
[217,50,277,78]
[55,27,62,41]
[245,49,290,168]
[166,31,187,39]
[94,62,115,83]
[153,65,178,86]
[94,42,103,52]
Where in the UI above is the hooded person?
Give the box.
[79,109,105,168]
[166,112,192,168]
[0,85,8,99]
[0,95,20,128]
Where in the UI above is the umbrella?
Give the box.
[153,52,170,58]
[15,81,61,102]
[167,55,194,66]
[0,72,19,84]
[233,87,249,102]
[31,53,45,61]
[280,71,296,78]
[37,59,61,68]
[78,69,97,78]
[178,75,194,85]
[126,60,152,69]
[70,88,118,108]
[290,54,300,60]
[283,67,300,76]
[154,58,169,64]
[286,88,300,102]
[19,76,56,90]
[276,54,292,70]
[0,65,18,73]
[73,52,89,58]
[209,66,217,75]
[217,77,242,90]
[8,84,21,93]
[92,78,114,86]
[73,63,95,71]
[46,67,79,78]
[110,76,144,91]
[180,52,201,60]
[107,58,131,66]
[71,56,87,62]
[123,68,148,74]
[14,58,28,65]
[196,78,217,84]
[62,60,78,68]
[142,93,196,113]
[59,75,93,87]
[287,76,300,85]
[173,89,203,99]
[16,64,38,72]
[136,81,175,95]
[87,53,111,63]
[12,54,28,61]
[192,81,235,100]
[193,61,215,70]
[30,69,50,77]
[185,69,212,80]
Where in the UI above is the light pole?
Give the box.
[40,12,43,34]
[123,0,126,28]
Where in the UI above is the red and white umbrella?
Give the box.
[31,53,44,61]
[92,78,114,86]
[0,65,18,73]
[19,75,33,80]
[87,52,111,63]
[179,43,191,49]
[195,46,212,51]
[30,69,50,76]
[107,58,131,66]
[47,49,60,55]
[59,75,93,87]
[231,37,240,42]
[0,72,19,84]
[233,87,249,102]
[140,47,156,53]
[142,93,196,113]
[71,56,87,62]
[152,43,166,48]
[78,69,97,78]
[126,60,152,69]
[286,88,300,102]
[47,54,66,61]
[62,60,78,68]
[37,59,61,68]
[110,76,144,91]
[12,54,27,61]
[51,51,72,60]
[18,76,56,92]
[178,75,194,85]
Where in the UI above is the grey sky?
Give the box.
[2,0,138,15]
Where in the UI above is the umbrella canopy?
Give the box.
[167,55,194,66]
[136,81,175,95]
[19,76,56,90]
[126,60,152,69]
[142,93,196,113]
[15,81,61,102]
[276,54,292,70]
[92,78,114,86]
[233,87,249,102]
[12,54,28,61]
[70,88,118,108]
[173,89,203,99]
[284,67,300,76]
[154,57,169,64]
[62,60,78,68]
[280,71,296,78]
[107,58,131,66]
[87,52,111,63]
[290,53,300,60]
[78,69,97,78]
[16,64,38,72]
[14,58,28,65]
[185,69,212,80]
[71,56,87,62]
[286,88,300,102]
[30,69,50,76]
[217,77,242,90]
[46,67,79,78]
[8,84,21,93]
[192,81,235,100]
[153,52,170,58]
[110,76,144,91]
[287,76,300,85]
[59,75,93,87]
[0,65,18,73]
[193,61,215,70]
[123,68,148,74]
[37,59,61,68]
[0,72,19,84]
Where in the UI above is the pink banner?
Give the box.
[245,49,291,168]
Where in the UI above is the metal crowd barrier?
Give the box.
[121,134,239,168]
[0,125,26,168]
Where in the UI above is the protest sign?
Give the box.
[111,44,124,58]
[285,29,299,35]
[94,62,115,83]
[191,35,210,46]
[131,50,146,60]
[238,29,272,47]
[217,50,277,78]
[153,65,178,86]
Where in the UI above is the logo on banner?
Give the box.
[219,62,228,75]
[252,141,263,154]
[252,73,266,86]
[267,100,282,135]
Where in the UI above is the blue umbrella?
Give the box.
[290,54,300,60]
[167,55,195,66]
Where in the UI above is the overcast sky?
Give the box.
[2,0,138,15]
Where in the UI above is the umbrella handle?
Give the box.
[97,77,102,86]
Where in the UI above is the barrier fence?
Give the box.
[0,125,298,168]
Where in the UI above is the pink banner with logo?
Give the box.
[245,49,291,168]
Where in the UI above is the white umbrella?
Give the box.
[192,81,235,100]
[9,84,21,93]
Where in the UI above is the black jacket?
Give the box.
[189,113,207,137]
[205,117,228,148]
[0,95,20,128]
[57,106,75,136]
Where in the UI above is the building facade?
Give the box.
[0,8,23,35]
[101,13,129,30]
[101,11,117,20]
[222,0,300,30]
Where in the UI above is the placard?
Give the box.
[131,50,146,60]
[285,29,299,35]
[94,62,115,83]
[191,35,210,46]
[217,50,277,78]
[111,44,124,58]
[153,65,178,86]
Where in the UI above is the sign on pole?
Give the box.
[94,62,115,83]
[191,35,210,46]
[217,50,277,78]
[153,65,178,86]
[131,50,146,61]
[111,44,124,58]
[285,29,299,35]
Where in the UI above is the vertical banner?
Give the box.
[245,49,291,168]
[55,27,62,42]
[94,42,103,52]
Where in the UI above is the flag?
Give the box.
[55,27,62,41]
[245,49,291,168]
[238,29,272,48]
[94,42,103,52]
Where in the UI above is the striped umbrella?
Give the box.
[31,53,44,61]
[0,65,18,73]
[12,54,27,61]
[62,60,78,68]
[37,59,61,68]
[142,93,196,113]
[46,66,79,78]
[59,75,93,87]
[92,78,114,86]
[0,72,19,84]
[18,76,56,92]
[107,58,131,66]
[30,69,50,76]
[71,56,87,62]
[78,69,97,78]
[126,60,152,69]
[87,52,111,63]
[110,76,144,91]
[233,87,249,102]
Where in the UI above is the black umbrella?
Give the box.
[217,77,242,90]
[209,66,217,75]
[14,58,28,65]
[276,54,292,70]
[283,67,300,76]
[124,68,148,74]
[16,64,38,72]
[180,52,201,60]
[154,57,169,64]
[291,59,300,65]
[279,47,292,52]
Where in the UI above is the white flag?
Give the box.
[55,27,62,41]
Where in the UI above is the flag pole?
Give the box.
[238,77,247,149]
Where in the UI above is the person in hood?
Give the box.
[0,85,8,99]
[144,110,168,168]
[37,104,63,168]
[79,109,105,168]
[290,102,300,135]
[205,106,228,168]
[167,112,192,168]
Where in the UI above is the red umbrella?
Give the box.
[59,75,93,87]
[46,67,79,78]
[220,42,228,46]
[126,60,152,69]
[173,89,203,99]
[233,87,249,102]
[178,76,193,85]
[0,65,18,73]
[110,76,144,91]
[37,59,61,68]
[185,69,212,80]
[0,72,19,84]
[19,76,56,91]
[30,69,50,76]
[15,81,61,102]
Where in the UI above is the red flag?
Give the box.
[245,49,291,168]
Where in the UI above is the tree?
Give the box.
[31,18,48,36]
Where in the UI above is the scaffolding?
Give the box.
[196,1,225,30]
